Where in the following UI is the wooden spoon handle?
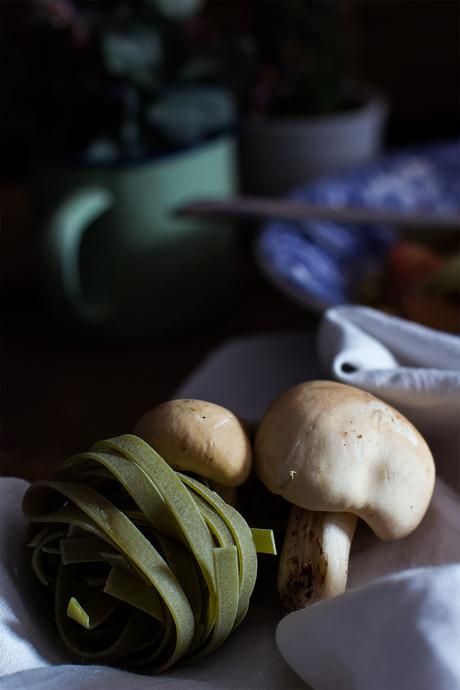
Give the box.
[177,197,460,230]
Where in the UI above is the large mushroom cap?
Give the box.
[255,380,435,539]
[134,399,252,487]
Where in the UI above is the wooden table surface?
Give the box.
[1,192,317,482]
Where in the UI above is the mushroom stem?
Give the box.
[277,506,358,610]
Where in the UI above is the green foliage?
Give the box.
[248,0,350,118]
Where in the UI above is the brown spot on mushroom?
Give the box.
[301,562,314,583]
[281,562,315,610]
[315,536,325,559]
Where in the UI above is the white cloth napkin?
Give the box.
[277,563,460,690]
[1,307,459,690]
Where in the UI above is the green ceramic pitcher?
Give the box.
[40,136,237,338]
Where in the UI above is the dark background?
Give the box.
[1,0,459,481]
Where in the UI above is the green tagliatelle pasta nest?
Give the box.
[22,434,275,671]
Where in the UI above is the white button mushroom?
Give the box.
[255,380,435,610]
[133,399,253,491]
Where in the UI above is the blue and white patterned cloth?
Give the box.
[256,141,460,310]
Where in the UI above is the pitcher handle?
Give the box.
[41,186,114,322]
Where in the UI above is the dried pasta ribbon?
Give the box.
[22,434,275,671]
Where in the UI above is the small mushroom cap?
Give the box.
[255,380,435,540]
[133,399,252,487]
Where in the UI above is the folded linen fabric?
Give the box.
[277,563,460,690]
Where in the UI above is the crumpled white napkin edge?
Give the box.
[276,563,460,690]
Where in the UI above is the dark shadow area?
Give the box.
[1,1,459,479]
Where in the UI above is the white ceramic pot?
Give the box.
[239,88,388,196]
